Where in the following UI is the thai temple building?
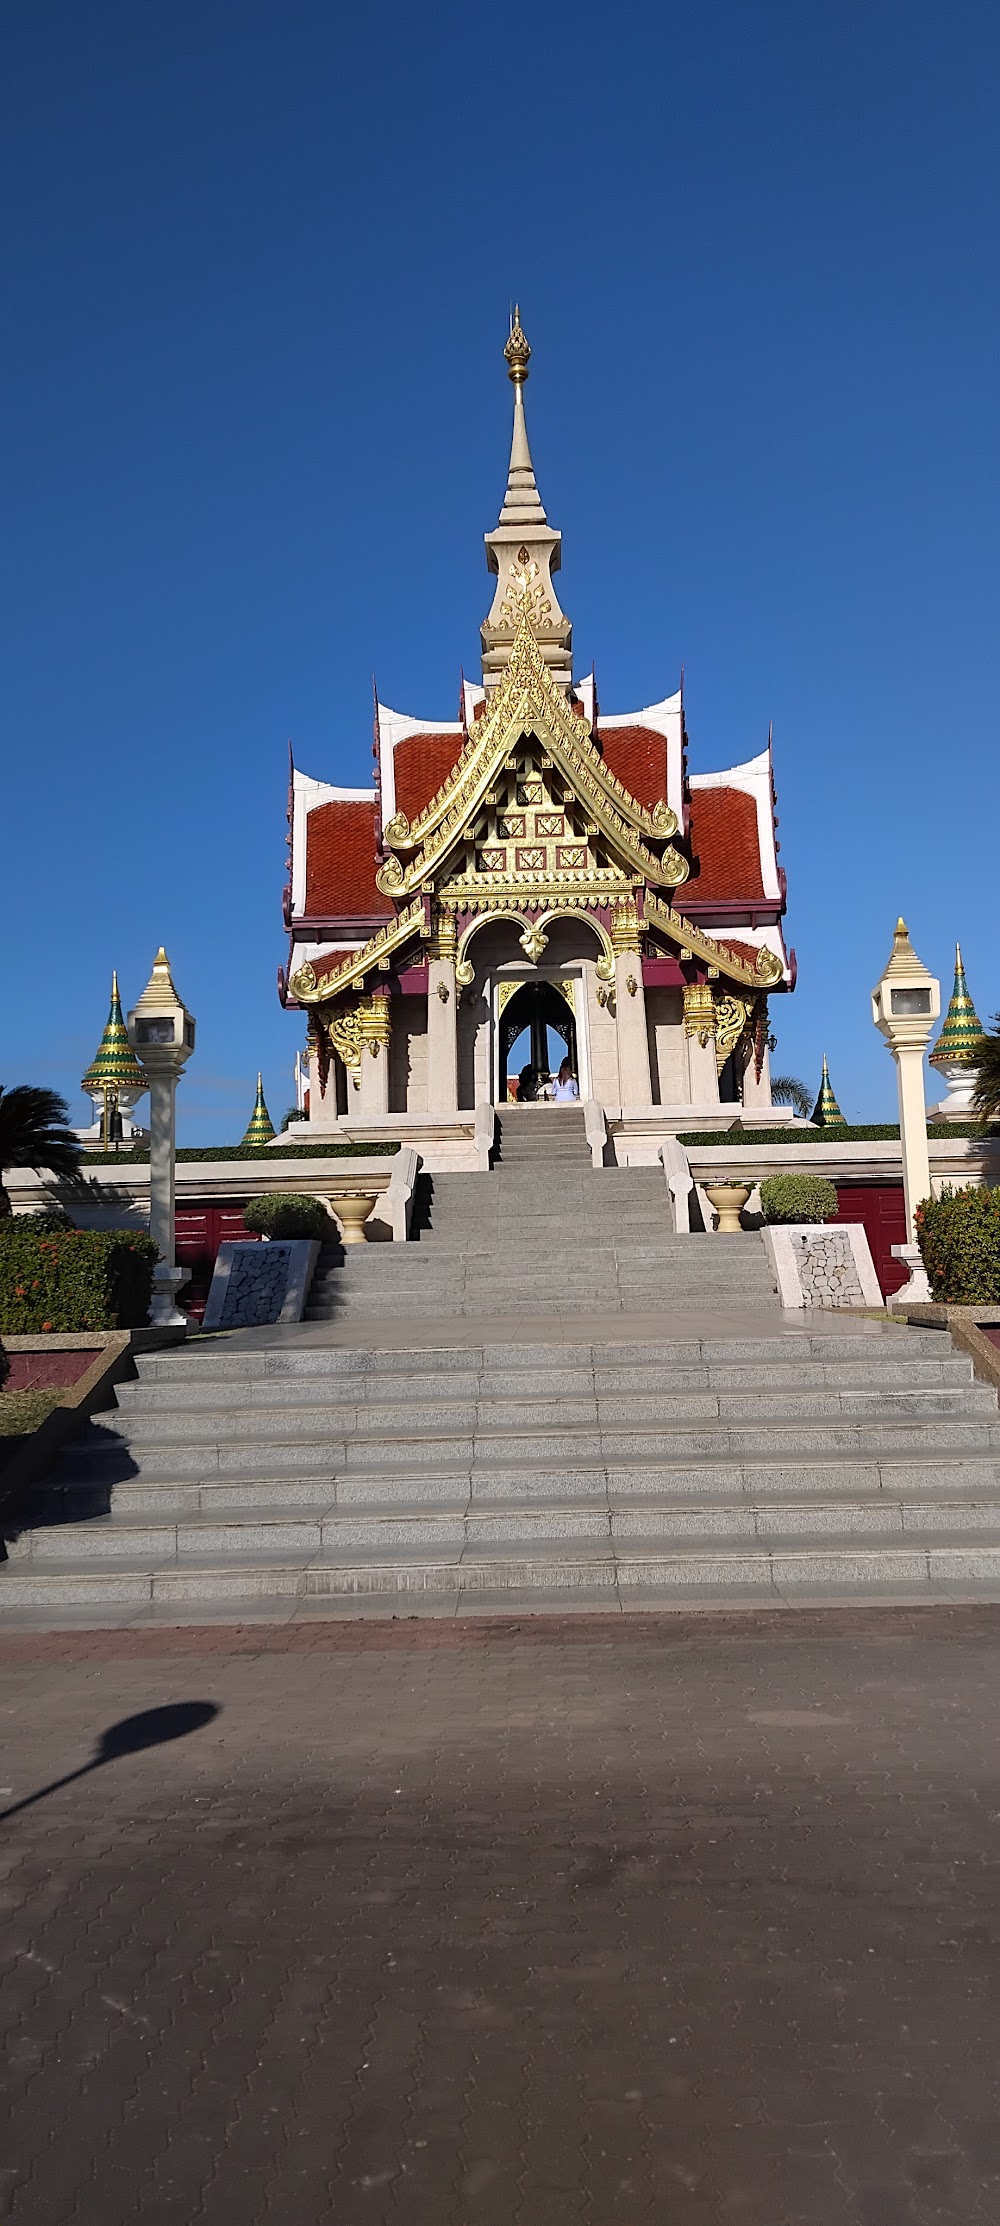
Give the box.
[279,315,794,1157]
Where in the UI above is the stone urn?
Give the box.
[335,1191,377,1245]
[704,1181,752,1235]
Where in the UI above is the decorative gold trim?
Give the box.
[376,618,686,895]
[682,983,716,1047]
[714,994,752,1073]
[644,896,785,990]
[288,900,426,1006]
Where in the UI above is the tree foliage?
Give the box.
[973,1019,1000,1126]
[770,1074,812,1119]
[0,1085,83,1216]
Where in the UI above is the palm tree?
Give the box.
[973,1019,1000,1125]
[0,1085,84,1218]
[770,1074,812,1119]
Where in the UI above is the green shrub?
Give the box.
[242,1193,332,1241]
[3,1207,75,1234]
[915,1185,1000,1302]
[81,1141,401,1165]
[759,1173,839,1225]
[0,1226,159,1332]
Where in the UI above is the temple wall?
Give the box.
[645,988,686,1105]
[390,1004,428,1115]
[584,968,621,1107]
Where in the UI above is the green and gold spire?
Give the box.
[81,971,146,1098]
[241,1072,276,1147]
[929,944,984,1069]
[810,1054,847,1129]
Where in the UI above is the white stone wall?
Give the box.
[389,1003,428,1114]
[645,988,686,1105]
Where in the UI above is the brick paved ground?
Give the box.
[2,1607,999,2225]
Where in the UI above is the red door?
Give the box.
[174,1204,259,1322]
[833,1185,908,1297]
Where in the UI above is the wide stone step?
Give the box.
[98,1383,996,1446]
[28,1447,1000,1524]
[113,1353,976,1412]
[131,1329,957,1384]
[18,1482,1000,1566]
[7,1531,1000,1610]
[50,1414,1000,1485]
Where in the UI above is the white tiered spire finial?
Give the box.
[499,307,547,527]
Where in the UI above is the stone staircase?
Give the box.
[307,1107,777,1319]
[4,1325,1000,1617]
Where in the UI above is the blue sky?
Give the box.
[4,1,998,1138]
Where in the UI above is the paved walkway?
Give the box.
[2,1607,998,2223]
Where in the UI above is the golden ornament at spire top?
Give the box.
[504,306,531,387]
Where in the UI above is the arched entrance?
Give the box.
[500,980,578,1097]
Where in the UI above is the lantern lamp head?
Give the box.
[127,948,196,1076]
[871,918,940,1053]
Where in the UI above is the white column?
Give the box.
[426,957,459,1112]
[741,1040,772,1110]
[895,1045,932,1244]
[359,995,391,1117]
[683,986,721,1107]
[614,953,652,1107]
[147,1072,186,1326]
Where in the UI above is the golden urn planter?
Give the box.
[704,1181,752,1235]
[334,1191,377,1245]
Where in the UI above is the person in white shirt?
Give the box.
[552,1059,579,1102]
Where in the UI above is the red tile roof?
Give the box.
[685,787,765,900]
[304,800,392,918]
[598,726,670,813]
[393,733,465,823]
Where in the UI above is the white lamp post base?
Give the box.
[888,1243,932,1308]
[150,1264,189,1329]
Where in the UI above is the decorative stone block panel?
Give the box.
[763,1223,883,1310]
[202,1240,321,1331]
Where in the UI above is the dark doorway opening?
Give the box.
[501,981,577,1098]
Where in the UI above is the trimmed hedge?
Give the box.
[759,1173,839,1225]
[80,1142,401,1165]
[0,1226,159,1332]
[915,1185,1000,1303]
[243,1194,333,1241]
[679,1126,1000,1146]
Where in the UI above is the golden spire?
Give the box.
[241,1071,276,1148]
[504,305,531,387]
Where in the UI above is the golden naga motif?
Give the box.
[714,994,753,1073]
[644,896,785,992]
[288,900,427,1007]
[325,1008,365,1087]
[376,617,685,884]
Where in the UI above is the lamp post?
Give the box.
[871,918,940,1305]
[127,948,196,1327]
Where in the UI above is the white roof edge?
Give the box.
[376,705,464,741]
[293,768,375,807]
[688,746,771,789]
[600,690,682,730]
